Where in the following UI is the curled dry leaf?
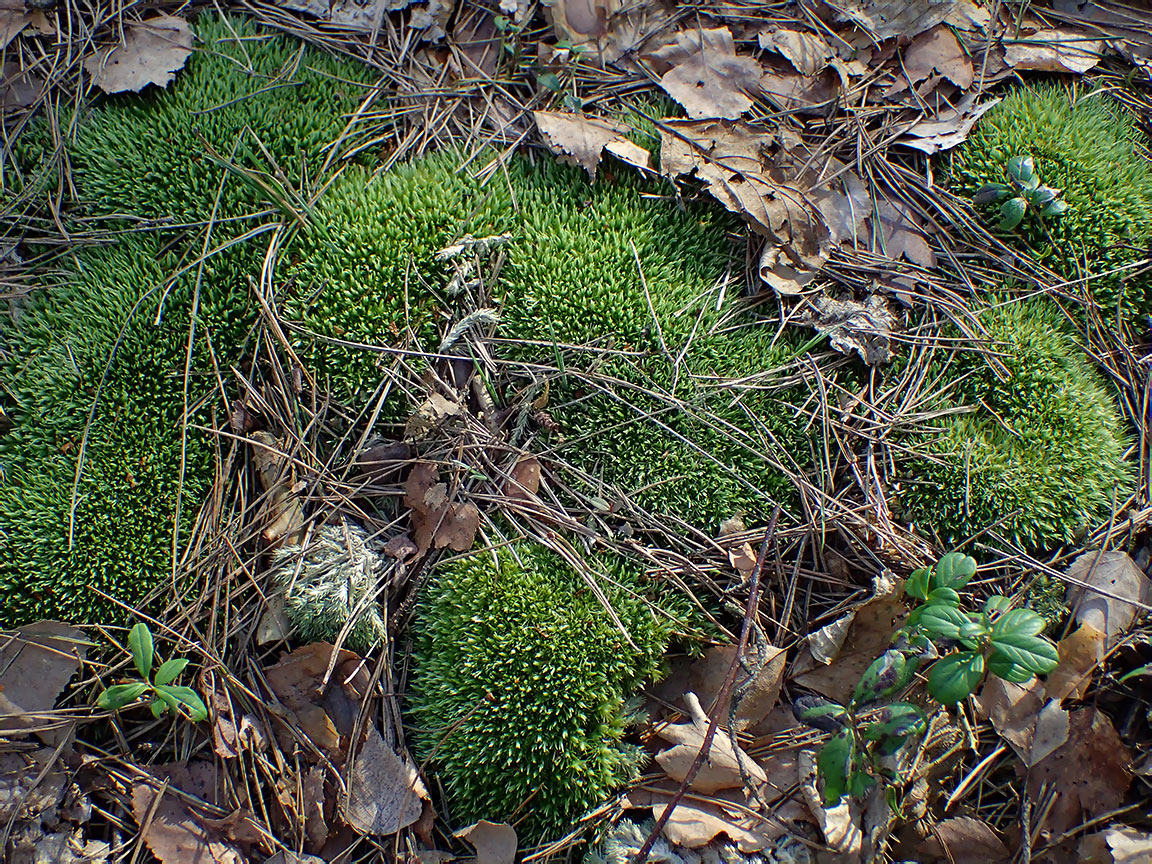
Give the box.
[533,111,650,179]
[0,620,89,738]
[657,26,761,120]
[404,461,480,555]
[975,675,1073,768]
[1004,26,1105,74]
[1066,551,1151,646]
[898,92,1001,155]
[654,692,768,793]
[249,431,306,548]
[624,784,796,851]
[263,642,366,758]
[758,27,835,76]
[455,820,517,864]
[83,15,193,95]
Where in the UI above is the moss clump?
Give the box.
[408,544,678,842]
[951,84,1152,318]
[898,298,1131,549]
[0,15,373,627]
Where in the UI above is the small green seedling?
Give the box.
[797,553,1059,806]
[96,623,208,722]
[974,155,1069,230]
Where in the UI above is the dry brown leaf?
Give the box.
[1029,699,1070,767]
[250,431,306,548]
[0,750,69,824]
[455,820,517,864]
[657,27,761,119]
[624,786,793,851]
[1004,26,1104,73]
[1045,622,1105,702]
[1,7,31,51]
[920,816,1011,863]
[757,60,838,114]
[131,768,246,864]
[503,455,542,501]
[403,392,462,440]
[404,461,480,554]
[1067,551,1151,646]
[896,24,973,92]
[975,676,1044,763]
[277,0,450,36]
[654,692,767,793]
[83,15,193,94]
[798,293,895,365]
[0,620,88,738]
[758,27,834,75]
[1028,708,1132,837]
[344,725,428,836]
[898,94,1001,155]
[532,111,649,179]
[1102,826,1152,863]
[264,643,364,758]
[822,0,977,40]
[1,61,40,111]
[544,0,671,64]
[872,196,937,267]
[686,643,786,732]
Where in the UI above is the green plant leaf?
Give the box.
[905,567,931,600]
[957,619,990,648]
[987,650,1035,683]
[853,650,911,706]
[1007,155,1035,185]
[848,769,876,798]
[983,595,1012,616]
[1119,663,1152,683]
[988,632,1058,675]
[918,605,970,640]
[97,681,149,711]
[154,657,190,686]
[926,586,961,607]
[817,727,856,806]
[153,685,208,722]
[927,651,985,704]
[150,697,169,718]
[999,197,1028,230]
[795,696,849,732]
[992,608,1047,639]
[1041,199,1069,217]
[973,183,1011,205]
[863,702,926,745]
[934,553,978,590]
[127,623,154,680]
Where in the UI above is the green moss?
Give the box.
[951,83,1152,318]
[0,15,373,626]
[898,297,1132,549]
[408,543,679,842]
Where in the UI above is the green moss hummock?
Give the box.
[952,83,1152,318]
[898,297,1132,549]
[407,544,679,842]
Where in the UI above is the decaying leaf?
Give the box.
[798,293,895,365]
[758,27,835,76]
[892,24,974,94]
[83,15,193,95]
[503,455,542,501]
[654,692,768,793]
[264,642,365,757]
[533,111,650,179]
[899,93,1002,155]
[0,620,89,738]
[250,431,306,548]
[1004,26,1105,74]
[1066,551,1151,646]
[1028,708,1132,837]
[1045,622,1105,702]
[403,392,463,440]
[975,676,1070,766]
[0,749,69,824]
[822,0,984,40]
[1082,825,1152,864]
[684,643,787,733]
[624,784,795,851]
[657,27,761,120]
[131,764,249,864]
[276,0,450,37]
[918,816,1011,863]
[1,7,32,51]
[798,749,862,855]
[455,820,517,864]
[872,196,937,267]
[344,725,428,836]
[544,0,672,64]
[404,461,480,555]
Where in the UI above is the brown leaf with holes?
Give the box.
[656,27,761,119]
[1027,709,1132,837]
[83,14,193,94]
[405,461,480,554]
[1067,551,1152,647]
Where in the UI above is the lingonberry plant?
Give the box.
[96,623,208,722]
[797,553,1059,805]
[973,154,1069,230]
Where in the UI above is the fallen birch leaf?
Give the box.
[455,820,517,864]
[822,0,970,40]
[1004,27,1104,74]
[503,455,542,501]
[897,24,974,92]
[0,620,89,738]
[624,785,793,851]
[1,7,31,51]
[83,15,193,94]
[344,725,428,835]
[544,0,671,64]
[654,692,768,793]
[131,768,246,864]
[976,676,1072,766]
[404,461,480,554]
[533,111,650,179]
[658,27,761,119]
[1045,622,1105,702]
[264,643,364,757]
[758,27,834,76]
[1066,551,1151,646]
[757,60,838,114]
[799,293,895,365]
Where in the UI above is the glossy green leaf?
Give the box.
[150,697,169,718]
[983,595,1012,616]
[1007,155,1035,184]
[795,696,849,732]
[97,681,149,711]
[934,553,978,590]
[973,183,1011,205]
[957,619,990,648]
[853,649,914,707]
[817,728,856,806]
[999,197,1028,230]
[926,587,961,607]
[905,567,931,600]
[919,605,970,641]
[988,632,1058,675]
[128,623,154,680]
[153,685,208,722]
[848,769,876,798]
[987,650,1035,683]
[928,651,985,704]
[154,657,190,686]
[992,608,1047,639]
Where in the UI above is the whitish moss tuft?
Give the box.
[898,298,1132,549]
[408,544,677,842]
[951,84,1152,318]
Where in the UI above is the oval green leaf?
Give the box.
[154,657,190,686]
[992,608,1047,639]
[154,685,209,723]
[817,727,856,807]
[934,552,978,590]
[987,632,1058,675]
[905,567,931,600]
[999,197,1028,230]
[128,623,154,680]
[97,681,149,711]
[926,586,961,607]
[927,651,985,705]
[853,650,909,707]
[987,650,1035,683]
[919,605,970,641]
